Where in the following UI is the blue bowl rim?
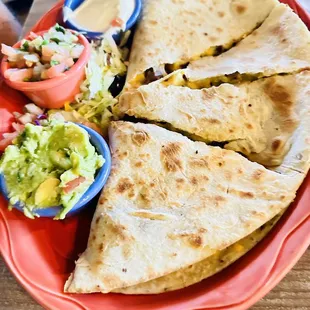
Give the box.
[0,123,111,218]
[62,0,142,38]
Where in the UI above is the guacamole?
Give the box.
[0,121,104,219]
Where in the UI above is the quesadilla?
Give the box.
[119,71,310,167]
[126,0,279,88]
[115,211,284,294]
[65,121,304,294]
[163,3,310,88]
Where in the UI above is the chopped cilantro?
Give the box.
[55,24,66,34]
[21,41,29,51]
[50,60,60,66]
[51,38,61,44]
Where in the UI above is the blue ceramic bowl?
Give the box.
[63,0,142,39]
[0,124,111,219]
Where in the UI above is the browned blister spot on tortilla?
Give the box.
[241,191,255,199]
[161,142,183,172]
[236,4,246,14]
[139,153,151,159]
[246,123,253,129]
[251,211,266,219]
[99,197,108,205]
[210,36,218,43]
[237,168,244,175]
[122,244,132,259]
[117,177,134,194]
[109,221,133,242]
[252,169,265,181]
[102,275,123,288]
[271,138,283,153]
[218,11,225,17]
[224,171,232,181]
[98,243,104,252]
[214,195,226,203]
[230,188,254,199]
[208,118,221,124]
[216,27,223,33]
[264,80,298,126]
[135,161,143,168]
[189,157,209,169]
[131,131,149,146]
[191,176,198,185]
[188,235,203,248]
[130,211,168,221]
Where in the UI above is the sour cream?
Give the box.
[65,0,135,33]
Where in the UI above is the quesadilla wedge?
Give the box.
[115,211,284,294]
[119,71,310,167]
[65,121,304,294]
[126,0,279,88]
[114,92,310,294]
[162,4,310,89]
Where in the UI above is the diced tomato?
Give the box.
[28,32,38,40]
[0,131,19,152]
[5,68,33,82]
[111,17,124,28]
[63,177,86,194]
[46,62,66,79]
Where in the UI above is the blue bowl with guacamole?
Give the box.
[0,123,111,219]
[63,0,142,39]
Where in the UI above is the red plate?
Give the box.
[0,1,309,309]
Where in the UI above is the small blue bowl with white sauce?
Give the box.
[63,0,142,39]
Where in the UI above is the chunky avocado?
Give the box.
[0,121,104,220]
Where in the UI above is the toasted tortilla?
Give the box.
[65,121,303,294]
[115,211,284,294]
[119,71,310,167]
[171,4,310,86]
[126,0,279,88]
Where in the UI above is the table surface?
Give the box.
[1,0,310,309]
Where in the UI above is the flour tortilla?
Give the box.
[115,211,284,294]
[119,71,310,167]
[126,0,278,87]
[180,4,310,83]
[65,121,301,293]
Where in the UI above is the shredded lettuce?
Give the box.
[61,33,129,136]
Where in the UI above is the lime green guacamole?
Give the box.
[0,121,104,220]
